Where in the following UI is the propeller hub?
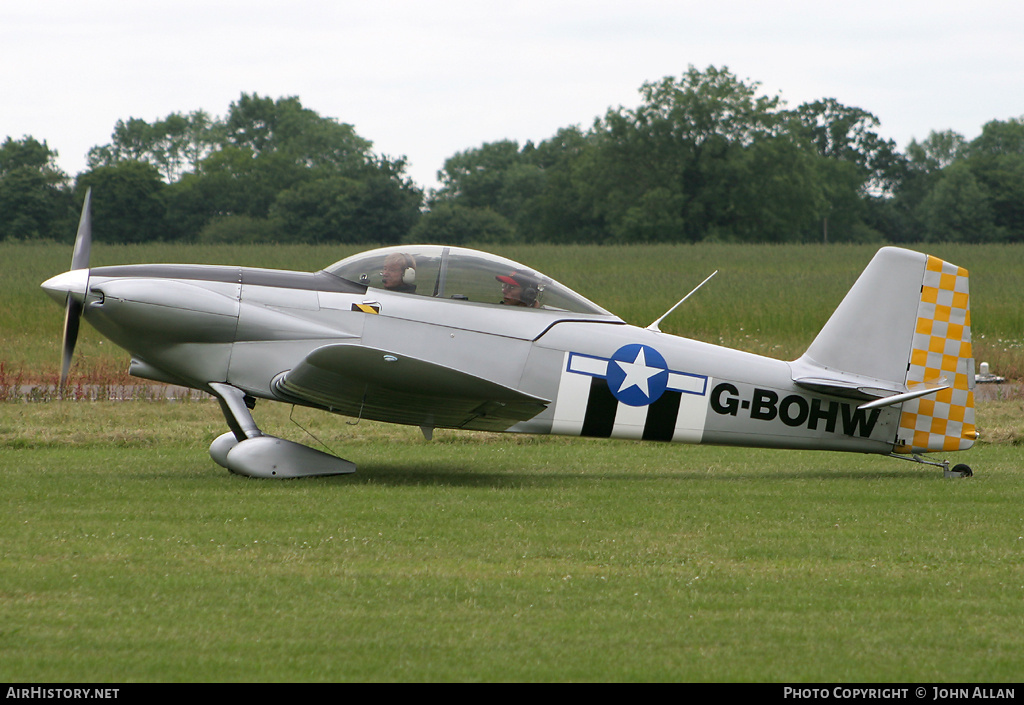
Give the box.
[41,268,90,304]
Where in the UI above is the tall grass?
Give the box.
[4,242,1023,382]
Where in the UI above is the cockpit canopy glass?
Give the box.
[323,245,612,316]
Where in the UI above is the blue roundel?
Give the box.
[606,344,669,406]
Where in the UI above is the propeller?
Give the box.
[60,188,92,391]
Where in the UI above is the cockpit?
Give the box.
[323,245,612,316]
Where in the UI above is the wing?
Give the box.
[272,343,549,431]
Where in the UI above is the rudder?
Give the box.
[894,255,976,453]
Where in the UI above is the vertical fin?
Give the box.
[800,247,924,387]
[893,255,977,453]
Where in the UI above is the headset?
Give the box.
[519,281,538,306]
[398,253,416,285]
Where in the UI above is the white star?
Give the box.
[614,348,662,398]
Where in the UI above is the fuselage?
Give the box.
[42,254,899,456]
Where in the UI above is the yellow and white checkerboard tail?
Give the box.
[893,255,977,454]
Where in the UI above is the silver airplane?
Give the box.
[42,190,977,478]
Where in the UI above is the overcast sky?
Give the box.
[3,0,1023,190]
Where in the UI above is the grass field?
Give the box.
[2,242,1022,682]
[1,399,1022,682]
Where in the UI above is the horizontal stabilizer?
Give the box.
[790,367,906,401]
[857,382,950,411]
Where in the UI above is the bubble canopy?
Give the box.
[322,245,613,316]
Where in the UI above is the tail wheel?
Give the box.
[950,463,973,478]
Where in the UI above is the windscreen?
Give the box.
[323,245,612,316]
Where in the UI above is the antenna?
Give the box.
[646,270,718,332]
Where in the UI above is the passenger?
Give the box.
[381,253,416,293]
[496,272,540,308]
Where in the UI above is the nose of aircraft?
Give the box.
[41,269,90,305]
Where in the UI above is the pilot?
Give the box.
[496,272,540,308]
[381,253,417,293]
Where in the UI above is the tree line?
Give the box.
[2,66,1023,245]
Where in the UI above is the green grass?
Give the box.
[5,242,1024,382]
[1,400,1022,682]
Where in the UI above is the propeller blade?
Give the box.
[71,187,92,270]
[61,297,83,390]
[59,188,93,392]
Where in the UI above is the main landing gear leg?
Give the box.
[207,382,356,478]
[888,453,973,478]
